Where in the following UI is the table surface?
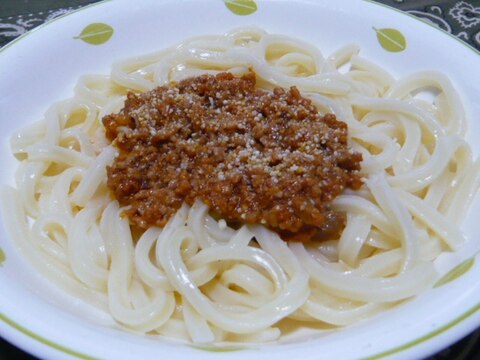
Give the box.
[0,0,479,359]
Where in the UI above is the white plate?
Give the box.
[0,0,479,359]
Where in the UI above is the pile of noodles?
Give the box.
[1,27,479,343]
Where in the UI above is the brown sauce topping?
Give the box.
[103,72,362,242]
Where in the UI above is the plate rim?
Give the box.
[0,0,479,359]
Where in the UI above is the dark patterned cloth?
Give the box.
[0,0,99,48]
[375,0,480,51]
[0,0,479,359]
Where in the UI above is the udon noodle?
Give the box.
[1,27,479,344]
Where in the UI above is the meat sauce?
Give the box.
[103,72,362,242]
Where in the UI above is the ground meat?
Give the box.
[103,71,362,242]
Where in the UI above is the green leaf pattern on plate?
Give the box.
[0,247,5,266]
[434,257,475,288]
[191,344,246,352]
[0,312,98,360]
[74,23,114,45]
[373,27,406,52]
[224,0,257,16]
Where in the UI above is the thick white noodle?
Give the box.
[1,27,478,344]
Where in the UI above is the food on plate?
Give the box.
[1,27,479,344]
